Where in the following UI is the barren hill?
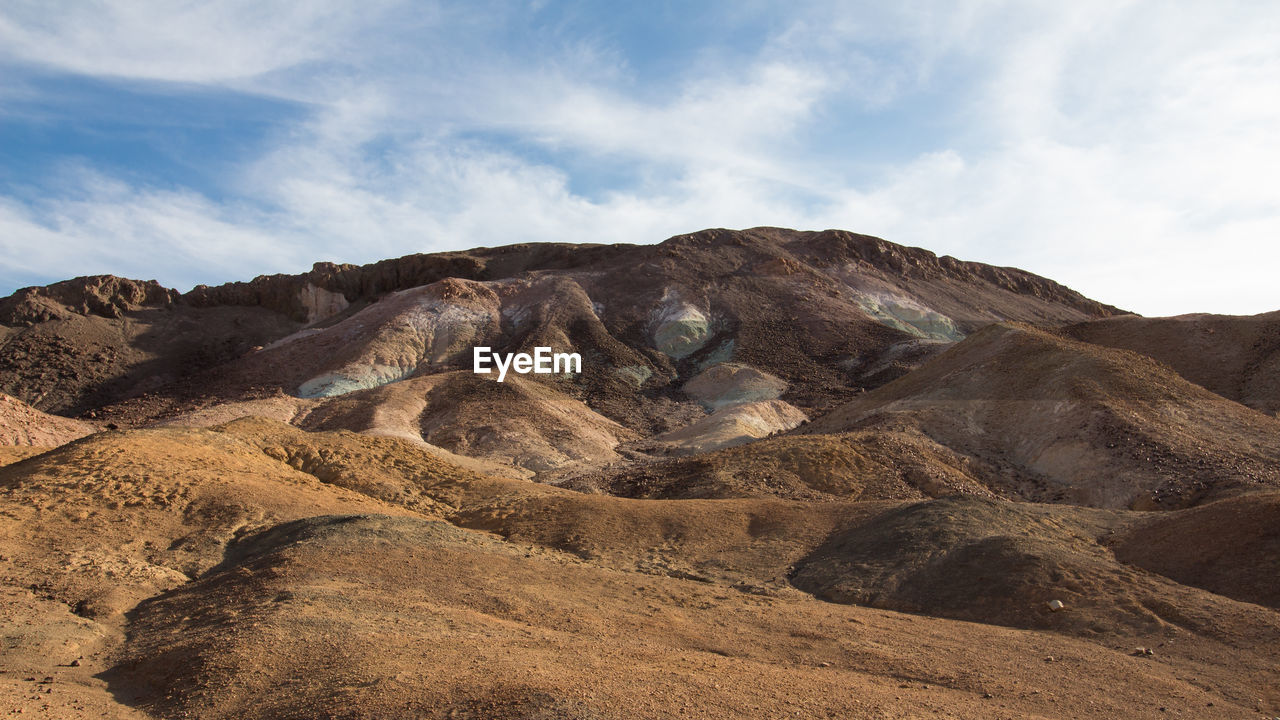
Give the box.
[805,323,1280,509]
[0,393,95,446]
[1,228,1278,719]
[1068,311,1280,416]
[2,418,1277,718]
[1,228,1119,423]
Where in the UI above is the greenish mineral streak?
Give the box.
[654,317,710,359]
[700,384,778,409]
[297,363,416,398]
[854,295,962,341]
[614,365,653,387]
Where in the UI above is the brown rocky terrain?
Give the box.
[0,393,96,447]
[805,322,1280,509]
[1,228,1277,719]
[1068,311,1280,416]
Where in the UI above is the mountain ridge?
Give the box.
[2,227,1126,325]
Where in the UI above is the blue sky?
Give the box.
[1,1,1278,315]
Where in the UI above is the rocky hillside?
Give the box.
[0,228,1123,472]
[805,323,1280,509]
[1067,311,1280,416]
[3,228,1278,719]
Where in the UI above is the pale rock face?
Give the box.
[295,281,501,399]
[656,399,807,454]
[298,284,350,325]
[298,364,418,399]
[613,365,653,388]
[651,290,711,359]
[0,393,96,447]
[682,363,787,410]
[404,302,494,365]
[852,291,962,341]
[501,304,531,329]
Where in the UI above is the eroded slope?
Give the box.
[807,323,1280,509]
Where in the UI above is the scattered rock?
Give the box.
[1047,599,1065,612]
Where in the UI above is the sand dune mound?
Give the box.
[96,512,867,717]
[791,496,1280,645]
[105,513,535,720]
[0,417,1275,717]
[0,426,424,587]
[0,416,551,602]
[83,495,1279,720]
[104,508,1263,720]
[0,422,429,715]
[1069,311,1280,416]
[0,417,539,708]
[653,399,806,454]
[152,393,317,428]
[807,323,1280,509]
[594,431,995,501]
[1111,491,1280,610]
[302,371,636,473]
[453,493,862,588]
[215,416,502,513]
[0,393,95,446]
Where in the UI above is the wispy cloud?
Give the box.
[0,1,1277,315]
[823,1,1280,314]
[0,167,297,286]
[0,0,400,84]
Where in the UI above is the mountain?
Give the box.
[0,227,1122,473]
[805,322,1280,509]
[2,228,1277,719]
[1067,311,1280,416]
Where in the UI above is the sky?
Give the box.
[0,1,1277,316]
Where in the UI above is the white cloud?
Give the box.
[0,169,300,289]
[801,1,1280,315]
[0,0,403,85]
[1,1,1278,315]
[508,62,828,172]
